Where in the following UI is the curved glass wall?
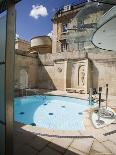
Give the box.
[97,5,116,27]
[92,5,116,51]
[65,2,113,51]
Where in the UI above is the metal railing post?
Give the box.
[96,87,104,125]
[106,84,108,109]
[89,88,93,105]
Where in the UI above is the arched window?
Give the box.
[19,69,28,89]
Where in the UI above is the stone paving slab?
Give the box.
[38,146,62,155]
[91,139,111,154]
[37,135,54,142]
[14,144,37,155]
[80,128,107,142]
[48,138,73,153]
[103,124,116,133]
[70,138,94,154]
[89,149,103,155]
[26,136,50,151]
[64,147,87,155]
[21,123,83,138]
[83,118,92,127]
[105,133,116,144]
[102,141,116,155]
[14,129,35,152]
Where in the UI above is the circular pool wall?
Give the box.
[14,95,95,131]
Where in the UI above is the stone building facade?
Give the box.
[15,1,116,96]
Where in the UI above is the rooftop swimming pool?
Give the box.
[14,95,94,131]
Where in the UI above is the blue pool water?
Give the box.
[14,95,94,131]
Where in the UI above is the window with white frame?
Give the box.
[62,23,68,32]
[61,40,68,52]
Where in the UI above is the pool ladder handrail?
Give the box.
[89,88,93,105]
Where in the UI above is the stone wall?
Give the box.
[38,51,92,93]
[38,51,87,65]
[38,65,56,90]
[15,54,39,89]
[88,51,116,95]
[15,45,116,95]
[38,50,116,95]
[54,61,67,90]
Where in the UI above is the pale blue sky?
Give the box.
[15,0,87,41]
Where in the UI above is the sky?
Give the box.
[15,0,86,41]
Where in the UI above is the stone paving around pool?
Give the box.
[14,90,116,155]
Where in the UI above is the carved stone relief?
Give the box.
[78,65,85,87]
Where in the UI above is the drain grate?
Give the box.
[49,113,54,115]
[61,106,66,108]
[78,112,83,115]
[19,112,25,115]
[30,123,36,126]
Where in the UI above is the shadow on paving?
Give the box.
[14,122,82,155]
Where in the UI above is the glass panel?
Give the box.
[66,2,112,50]
[0,65,5,122]
[0,15,6,122]
[0,124,5,155]
[0,15,6,62]
[97,0,116,5]
[0,14,6,155]
[98,6,116,27]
